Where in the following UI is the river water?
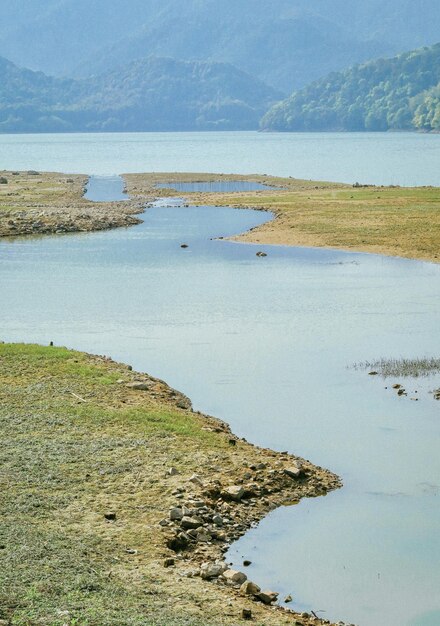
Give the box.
[1,134,440,625]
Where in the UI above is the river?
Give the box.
[1,133,440,625]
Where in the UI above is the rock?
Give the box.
[125,381,152,391]
[256,251,267,257]
[368,371,378,375]
[242,608,252,620]
[181,516,203,530]
[104,512,116,521]
[0,177,8,184]
[167,467,179,476]
[176,396,192,410]
[222,485,245,501]
[180,243,189,248]
[397,389,406,396]
[212,514,224,527]
[189,473,204,487]
[284,464,303,479]
[200,562,227,579]
[222,569,247,585]
[243,560,252,567]
[163,558,175,568]
[240,580,261,596]
[169,508,183,521]
[195,529,212,543]
[256,590,279,605]
[284,594,293,603]
[392,384,401,389]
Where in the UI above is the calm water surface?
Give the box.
[1,131,440,186]
[1,186,439,625]
[84,174,128,202]
[157,181,280,192]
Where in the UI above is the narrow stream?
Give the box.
[1,175,439,626]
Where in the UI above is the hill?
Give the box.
[261,43,440,132]
[1,1,440,92]
[0,55,281,132]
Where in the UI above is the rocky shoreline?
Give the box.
[0,170,148,238]
[110,358,345,625]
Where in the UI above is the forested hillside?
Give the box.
[2,0,440,92]
[261,44,440,132]
[0,55,280,132]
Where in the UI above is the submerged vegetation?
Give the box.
[353,357,440,378]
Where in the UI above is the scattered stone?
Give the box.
[189,473,204,487]
[240,580,261,596]
[241,608,252,620]
[195,529,212,543]
[397,389,406,396]
[256,590,279,605]
[181,516,203,530]
[284,464,303,479]
[104,512,116,521]
[169,507,184,521]
[212,514,224,527]
[125,381,152,391]
[256,251,267,257]
[392,384,402,389]
[243,560,252,567]
[284,594,293,603]
[167,467,179,476]
[200,562,227,579]
[125,549,138,555]
[222,485,245,501]
[180,243,189,248]
[368,371,378,375]
[222,569,247,585]
[163,558,175,568]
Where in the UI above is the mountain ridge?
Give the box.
[261,43,440,132]
[2,1,440,92]
[0,54,281,132]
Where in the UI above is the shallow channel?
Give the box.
[1,176,439,626]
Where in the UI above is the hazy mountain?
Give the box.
[261,43,440,132]
[0,55,281,132]
[2,1,440,92]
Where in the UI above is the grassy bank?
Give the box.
[0,343,340,626]
[125,173,440,263]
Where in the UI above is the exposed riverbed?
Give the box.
[1,176,439,626]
